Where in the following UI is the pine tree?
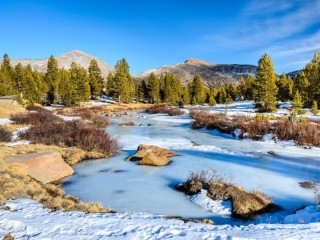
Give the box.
[13,63,26,99]
[277,73,293,101]
[59,69,74,105]
[244,75,255,100]
[88,59,104,99]
[209,96,216,106]
[311,100,318,116]
[292,90,305,116]
[218,87,227,103]
[33,70,47,103]
[147,72,160,103]
[106,72,116,97]
[254,53,278,112]
[0,54,15,96]
[44,55,60,103]
[295,71,310,105]
[191,73,206,104]
[69,62,90,104]
[163,73,182,105]
[113,58,131,103]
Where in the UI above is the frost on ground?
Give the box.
[1,199,320,240]
[188,189,232,215]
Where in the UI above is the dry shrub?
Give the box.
[57,107,110,127]
[0,127,12,142]
[26,105,51,114]
[188,168,233,184]
[20,120,119,155]
[0,160,111,213]
[147,105,184,116]
[190,110,320,147]
[10,111,63,125]
[273,120,320,147]
[241,120,272,140]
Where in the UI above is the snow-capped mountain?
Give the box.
[133,58,258,86]
[9,50,114,77]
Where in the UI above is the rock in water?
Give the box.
[177,180,279,219]
[127,144,178,166]
[4,152,74,184]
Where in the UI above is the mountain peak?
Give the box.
[184,58,213,65]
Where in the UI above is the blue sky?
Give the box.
[1,0,319,74]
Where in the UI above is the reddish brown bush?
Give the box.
[190,110,320,147]
[147,105,184,116]
[26,106,51,114]
[10,111,63,125]
[0,127,11,142]
[20,120,119,155]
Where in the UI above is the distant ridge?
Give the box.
[133,58,258,86]
[8,50,114,77]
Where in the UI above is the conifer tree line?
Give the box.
[1,50,319,112]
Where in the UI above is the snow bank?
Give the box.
[0,118,12,125]
[284,205,320,224]
[188,189,231,215]
[1,199,320,239]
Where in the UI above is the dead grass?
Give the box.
[0,99,26,118]
[0,159,111,213]
[0,144,107,166]
[2,124,28,133]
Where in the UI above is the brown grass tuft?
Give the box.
[0,127,12,142]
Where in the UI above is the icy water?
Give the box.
[63,111,320,225]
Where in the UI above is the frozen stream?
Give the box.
[62,111,320,225]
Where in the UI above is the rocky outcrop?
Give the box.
[134,58,258,87]
[4,152,74,184]
[176,179,279,219]
[127,144,178,166]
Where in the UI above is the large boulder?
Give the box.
[127,144,178,166]
[176,180,278,219]
[4,152,74,184]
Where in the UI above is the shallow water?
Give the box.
[62,111,320,225]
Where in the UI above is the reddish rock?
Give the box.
[4,152,74,184]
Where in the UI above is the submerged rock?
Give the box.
[127,144,178,166]
[4,152,74,184]
[176,180,279,219]
[118,121,135,126]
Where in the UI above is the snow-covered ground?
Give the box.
[1,199,320,240]
[1,101,320,239]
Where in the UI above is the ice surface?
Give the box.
[63,110,320,225]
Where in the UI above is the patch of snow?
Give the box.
[57,115,81,121]
[233,128,242,138]
[5,140,30,146]
[1,199,320,239]
[0,118,12,125]
[188,190,232,215]
[284,205,320,224]
[12,127,29,140]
